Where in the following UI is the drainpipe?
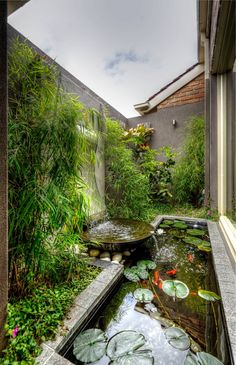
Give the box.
[0,0,8,351]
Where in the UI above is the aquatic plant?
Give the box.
[73,328,107,363]
[124,267,148,282]
[184,351,223,365]
[164,327,190,351]
[183,237,205,246]
[187,229,205,237]
[198,290,221,301]
[173,222,188,229]
[137,260,156,270]
[162,220,174,226]
[162,280,189,299]
[134,288,154,303]
[107,330,153,364]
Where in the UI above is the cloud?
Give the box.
[104,50,149,76]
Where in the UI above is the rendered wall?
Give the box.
[128,102,204,155]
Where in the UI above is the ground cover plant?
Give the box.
[1,266,100,365]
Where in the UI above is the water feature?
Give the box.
[82,218,154,251]
[63,219,230,365]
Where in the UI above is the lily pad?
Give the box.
[124,267,140,282]
[198,290,221,301]
[169,229,186,238]
[107,331,146,360]
[137,260,156,270]
[183,237,204,246]
[159,224,170,228]
[164,327,190,351]
[134,288,154,303]
[197,352,224,364]
[144,303,158,313]
[173,222,188,229]
[162,220,174,226]
[73,328,107,363]
[109,350,154,365]
[185,352,224,365]
[162,280,189,299]
[197,245,211,252]
[187,229,205,237]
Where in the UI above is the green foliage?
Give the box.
[172,116,205,205]
[8,40,98,294]
[105,119,151,219]
[1,267,100,364]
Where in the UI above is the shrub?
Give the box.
[8,40,96,295]
[105,119,151,219]
[172,116,205,205]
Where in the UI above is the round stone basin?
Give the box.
[82,218,154,251]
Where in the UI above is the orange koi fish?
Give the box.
[166,269,177,276]
[187,254,194,262]
[153,271,159,285]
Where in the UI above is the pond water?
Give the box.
[64,219,230,365]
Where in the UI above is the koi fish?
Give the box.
[187,254,194,262]
[153,271,159,285]
[190,291,197,296]
[158,281,163,289]
[166,269,177,276]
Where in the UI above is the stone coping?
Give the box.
[37,215,236,364]
[36,261,123,365]
[151,215,236,364]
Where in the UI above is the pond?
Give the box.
[62,219,230,365]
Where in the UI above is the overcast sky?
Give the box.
[8,0,197,118]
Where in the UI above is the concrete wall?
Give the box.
[128,101,204,155]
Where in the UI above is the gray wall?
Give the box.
[128,102,204,156]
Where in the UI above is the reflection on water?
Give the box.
[65,221,230,365]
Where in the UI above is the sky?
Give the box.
[8,0,198,118]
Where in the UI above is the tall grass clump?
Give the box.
[172,116,205,206]
[105,119,151,219]
[8,40,94,295]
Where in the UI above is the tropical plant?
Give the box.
[172,116,205,206]
[105,119,151,219]
[8,39,98,294]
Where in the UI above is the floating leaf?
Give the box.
[162,280,189,299]
[187,229,205,237]
[137,260,156,270]
[107,331,146,360]
[138,269,149,280]
[173,222,188,229]
[124,268,140,282]
[198,290,221,301]
[185,352,224,365]
[109,350,154,365]
[162,220,174,226]
[73,328,107,363]
[197,245,211,252]
[196,352,224,364]
[169,229,185,238]
[134,288,154,303]
[164,327,190,351]
[183,237,204,246]
[144,303,158,313]
[159,224,170,228]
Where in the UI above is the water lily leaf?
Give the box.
[134,288,154,303]
[198,290,221,301]
[183,237,204,246]
[164,327,190,351]
[107,331,146,360]
[187,229,205,236]
[137,260,156,270]
[109,350,154,365]
[197,245,211,252]
[124,268,140,282]
[73,328,107,363]
[169,229,185,238]
[196,352,224,365]
[159,224,170,228]
[138,269,149,280]
[144,303,158,313]
[173,222,188,229]
[184,352,199,365]
[162,220,174,226]
[162,280,189,299]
